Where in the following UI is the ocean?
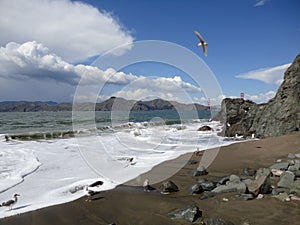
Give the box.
[0,110,236,218]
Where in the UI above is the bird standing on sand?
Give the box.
[1,194,20,210]
[83,181,104,202]
[194,31,208,57]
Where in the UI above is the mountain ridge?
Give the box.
[0,97,211,112]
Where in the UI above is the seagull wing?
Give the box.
[194,31,205,43]
[89,180,104,187]
[2,199,14,207]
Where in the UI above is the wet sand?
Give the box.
[1,132,300,225]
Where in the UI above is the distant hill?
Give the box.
[0,97,211,112]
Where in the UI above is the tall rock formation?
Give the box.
[216,53,300,137]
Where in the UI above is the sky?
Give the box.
[0,0,299,105]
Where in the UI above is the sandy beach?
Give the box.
[1,132,300,225]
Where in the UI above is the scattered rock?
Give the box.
[270,162,290,171]
[229,174,240,182]
[271,169,284,176]
[218,176,230,185]
[189,184,204,194]
[200,181,216,191]
[277,171,295,188]
[273,192,290,202]
[161,181,179,193]
[294,170,300,177]
[205,217,235,225]
[295,153,300,158]
[200,191,215,200]
[188,159,198,165]
[242,168,256,177]
[238,193,255,200]
[248,169,272,195]
[212,178,246,194]
[288,153,296,159]
[272,188,288,195]
[198,125,213,131]
[242,178,253,186]
[289,180,300,196]
[192,165,208,176]
[288,163,300,171]
[167,205,201,222]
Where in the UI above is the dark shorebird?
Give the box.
[194,31,208,56]
[84,181,104,202]
[1,194,20,210]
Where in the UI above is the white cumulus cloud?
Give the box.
[235,64,290,85]
[0,41,203,102]
[0,0,134,62]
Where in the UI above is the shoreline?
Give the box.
[1,132,300,224]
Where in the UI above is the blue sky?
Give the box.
[0,0,299,105]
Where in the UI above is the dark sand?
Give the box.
[1,133,300,225]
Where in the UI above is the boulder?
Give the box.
[277,171,295,188]
[273,192,290,202]
[242,168,256,177]
[218,176,230,185]
[167,205,201,222]
[200,181,216,191]
[198,125,213,131]
[288,153,296,159]
[205,217,235,225]
[294,170,300,177]
[189,184,204,194]
[200,191,215,200]
[212,178,246,194]
[238,193,255,200]
[288,163,300,171]
[270,162,290,170]
[272,188,288,195]
[289,180,300,196]
[192,165,208,176]
[161,181,179,193]
[247,175,271,196]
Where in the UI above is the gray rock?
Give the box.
[189,184,204,194]
[198,178,208,183]
[273,192,290,202]
[205,217,235,225]
[229,174,240,182]
[200,191,215,200]
[212,179,246,194]
[167,205,201,222]
[242,178,253,186]
[218,176,230,185]
[242,168,256,177]
[277,171,295,188]
[294,170,300,177]
[272,188,288,195]
[288,153,296,159]
[296,153,300,158]
[288,163,300,171]
[200,181,216,191]
[192,165,208,176]
[289,180,300,196]
[255,168,271,179]
[247,175,271,195]
[238,193,255,200]
[270,162,290,171]
[161,181,179,193]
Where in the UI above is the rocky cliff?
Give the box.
[216,53,300,138]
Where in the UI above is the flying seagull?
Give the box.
[194,31,208,57]
[1,194,20,210]
[83,180,104,202]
